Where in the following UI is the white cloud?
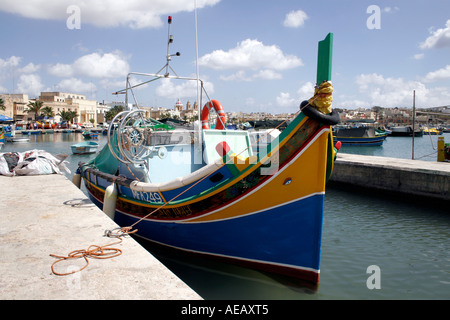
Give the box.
[297,81,314,98]
[355,73,450,107]
[283,10,308,28]
[276,92,297,107]
[18,63,41,73]
[275,82,314,108]
[16,74,44,97]
[55,78,97,94]
[220,71,251,82]
[220,69,282,82]
[99,79,127,91]
[73,52,129,78]
[0,0,221,29]
[356,73,424,107]
[47,52,129,78]
[199,39,303,71]
[0,56,21,70]
[413,53,425,60]
[420,20,450,49]
[47,63,74,77]
[155,78,214,99]
[0,56,22,89]
[423,65,450,82]
[253,69,282,80]
[383,7,399,14]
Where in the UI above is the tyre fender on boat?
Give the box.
[201,100,226,130]
[300,100,340,126]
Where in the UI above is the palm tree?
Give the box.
[26,101,44,121]
[41,106,55,118]
[105,105,124,122]
[0,98,5,112]
[57,110,78,124]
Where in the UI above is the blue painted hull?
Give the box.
[89,192,324,282]
[334,136,385,146]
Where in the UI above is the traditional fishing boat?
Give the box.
[333,125,387,146]
[74,18,339,284]
[71,141,99,154]
[82,130,99,140]
[389,125,423,137]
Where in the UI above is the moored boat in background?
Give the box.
[71,141,99,154]
[389,125,423,137]
[333,125,387,146]
[423,127,442,135]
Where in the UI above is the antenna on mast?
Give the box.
[156,16,181,77]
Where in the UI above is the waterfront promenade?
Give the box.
[0,174,202,300]
[330,153,450,202]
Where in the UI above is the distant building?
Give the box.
[39,92,98,124]
[0,93,29,121]
[175,98,183,111]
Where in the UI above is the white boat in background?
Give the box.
[71,141,99,154]
[389,125,423,137]
[6,136,30,143]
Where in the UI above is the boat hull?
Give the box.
[390,126,423,137]
[88,190,324,283]
[80,116,333,284]
[333,126,386,146]
[333,136,385,146]
[71,142,98,154]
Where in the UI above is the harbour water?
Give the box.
[1,131,449,299]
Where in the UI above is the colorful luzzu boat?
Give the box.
[75,24,339,284]
[333,125,387,146]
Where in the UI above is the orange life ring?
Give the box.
[201,100,226,130]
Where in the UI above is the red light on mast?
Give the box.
[168,16,172,24]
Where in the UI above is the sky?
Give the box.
[1,0,450,114]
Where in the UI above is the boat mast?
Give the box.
[195,0,202,145]
[166,15,173,77]
[155,16,181,77]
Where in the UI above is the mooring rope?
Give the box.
[50,227,136,276]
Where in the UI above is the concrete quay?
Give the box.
[0,174,202,300]
[330,153,450,202]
